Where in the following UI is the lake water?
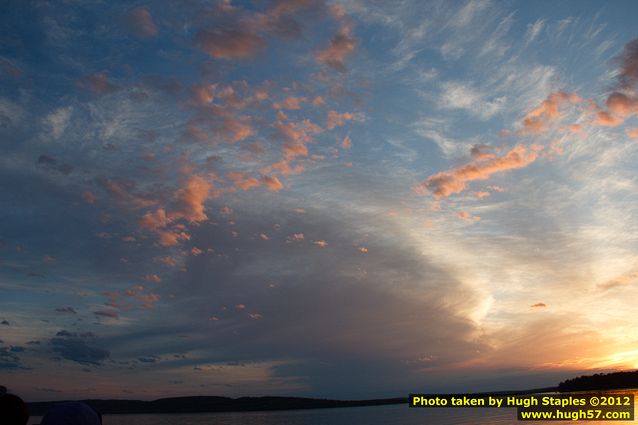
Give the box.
[27,394,637,425]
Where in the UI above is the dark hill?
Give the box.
[28,395,407,416]
[558,370,638,392]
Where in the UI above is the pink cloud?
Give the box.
[316,23,356,72]
[595,110,624,127]
[127,7,158,38]
[273,96,307,110]
[190,247,204,256]
[261,175,284,191]
[196,28,265,60]
[139,176,213,246]
[341,135,352,149]
[312,96,326,107]
[191,84,216,106]
[170,175,211,223]
[313,240,328,248]
[416,144,540,198]
[227,171,261,191]
[143,274,161,284]
[457,211,480,221]
[326,110,362,129]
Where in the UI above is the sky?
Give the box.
[1,0,638,402]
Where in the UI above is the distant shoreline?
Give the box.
[27,369,638,417]
[28,388,561,416]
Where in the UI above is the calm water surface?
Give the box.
[28,392,638,425]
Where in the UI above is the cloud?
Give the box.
[313,239,328,248]
[316,23,356,72]
[96,177,156,209]
[261,175,284,191]
[50,331,110,365]
[598,271,638,291]
[138,175,213,246]
[530,302,547,308]
[43,106,72,139]
[195,28,265,60]
[0,345,25,369]
[143,274,161,284]
[55,307,77,314]
[127,7,158,38]
[78,73,119,96]
[170,175,211,223]
[82,191,96,204]
[93,309,119,319]
[457,211,480,222]
[626,128,638,139]
[416,144,541,198]
[525,19,545,44]
[190,84,216,106]
[438,82,505,120]
[520,91,581,134]
[326,110,363,129]
[617,37,638,89]
[341,135,352,149]
[273,96,307,110]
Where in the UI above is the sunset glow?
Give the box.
[2,0,638,402]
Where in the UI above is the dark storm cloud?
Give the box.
[95,197,486,396]
[0,344,26,369]
[50,330,110,365]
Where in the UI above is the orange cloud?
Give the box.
[595,111,624,127]
[273,96,307,110]
[261,175,283,191]
[127,7,158,38]
[312,96,326,107]
[521,91,581,134]
[473,191,490,199]
[457,211,480,221]
[313,240,328,248]
[417,144,540,198]
[139,176,213,246]
[606,92,638,117]
[626,128,638,139]
[316,23,356,72]
[170,176,211,223]
[227,171,261,191]
[341,135,352,149]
